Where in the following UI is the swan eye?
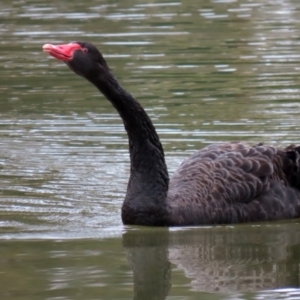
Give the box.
[82,47,88,53]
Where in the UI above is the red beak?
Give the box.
[43,43,82,61]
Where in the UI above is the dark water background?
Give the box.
[1,0,300,299]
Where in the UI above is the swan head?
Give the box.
[43,41,109,79]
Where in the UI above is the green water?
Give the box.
[1,0,300,298]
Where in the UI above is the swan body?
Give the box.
[43,42,300,226]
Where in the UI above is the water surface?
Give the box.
[1,0,300,299]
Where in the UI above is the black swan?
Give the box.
[43,42,300,226]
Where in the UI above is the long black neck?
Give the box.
[88,68,170,225]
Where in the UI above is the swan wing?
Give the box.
[168,142,300,224]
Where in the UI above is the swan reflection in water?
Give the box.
[123,224,300,299]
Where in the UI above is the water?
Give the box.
[1,0,300,298]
